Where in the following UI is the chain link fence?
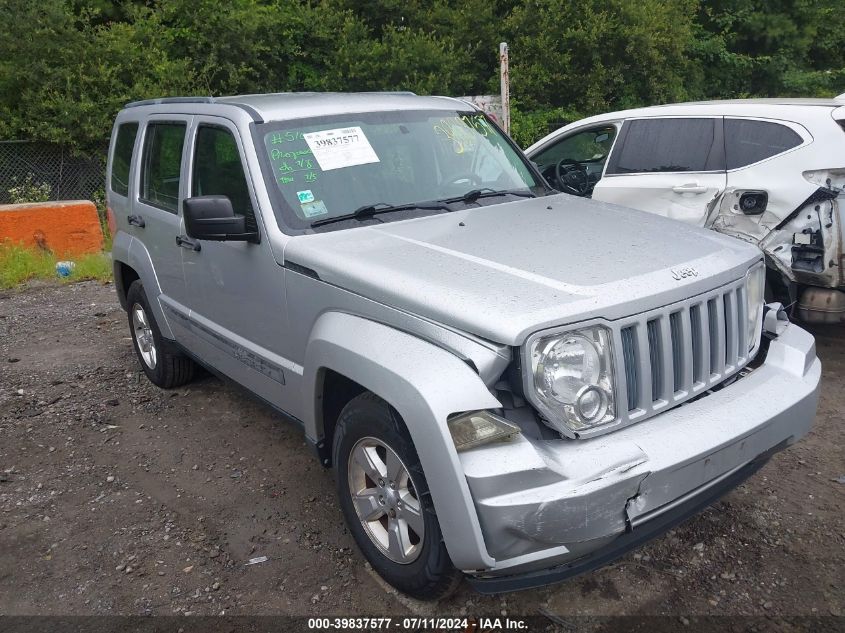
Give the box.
[0,141,107,205]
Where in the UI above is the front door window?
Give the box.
[192,125,258,233]
[532,125,617,196]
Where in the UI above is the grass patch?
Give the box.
[0,242,112,289]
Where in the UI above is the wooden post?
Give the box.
[499,42,510,135]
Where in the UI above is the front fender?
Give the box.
[302,311,501,571]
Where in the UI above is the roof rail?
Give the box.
[124,97,216,108]
[122,96,263,122]
[359,91,417,96]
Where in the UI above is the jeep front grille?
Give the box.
[615,277,751,423]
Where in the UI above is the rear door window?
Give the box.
[724,119,803,169]
[606,118,723,174]
[140,122,187,213]
[110,122,138,197]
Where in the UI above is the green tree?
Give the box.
[322,0,504,96]
[153,0,350,95]
[505,0,697,114]
[689,0,845,98]
[1,0,844,153]
[0,0,194,154]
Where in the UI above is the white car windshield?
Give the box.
[255,109,545,232]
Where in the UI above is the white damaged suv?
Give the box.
[527,97,845,325]
[107,92,820,599]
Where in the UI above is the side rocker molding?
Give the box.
[302,311,501,572]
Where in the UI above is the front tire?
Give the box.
[333,392,461,600]
[126,280,195,389]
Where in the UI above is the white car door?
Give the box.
[592,116,727,226]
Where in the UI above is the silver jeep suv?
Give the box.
[106,92,820,599]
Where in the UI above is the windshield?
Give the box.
[254,109,544,232]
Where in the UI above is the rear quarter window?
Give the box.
[724,119,803,169]
[606,118,723,174]
[110,122,138,197]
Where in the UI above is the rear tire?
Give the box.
[126,280,195,389]
[333,392,461,600]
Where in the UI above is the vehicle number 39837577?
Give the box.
[313,134,359,148]
[307,617,476,630]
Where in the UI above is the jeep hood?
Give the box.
[283,194,760,345]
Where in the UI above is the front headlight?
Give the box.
[745,264,765,352]
[530,325,616,435]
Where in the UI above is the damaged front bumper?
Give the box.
[460,322,820,590]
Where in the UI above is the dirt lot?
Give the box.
[0,280,843,619]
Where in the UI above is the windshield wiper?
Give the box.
[310,189,538,228]
[442,188,538,205]
[310,201,450,228]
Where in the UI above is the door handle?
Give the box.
[672,183,708,194]
[176,235,201,252]
[127,214,146,228]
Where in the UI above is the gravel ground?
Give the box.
[0,280,843,619]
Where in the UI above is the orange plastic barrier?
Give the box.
[0,200,104,256]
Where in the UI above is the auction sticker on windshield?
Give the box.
[303,126,380,171]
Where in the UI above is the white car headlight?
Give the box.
[745,264,765,353]
[530,325,616,435]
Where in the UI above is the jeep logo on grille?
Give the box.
[671,266,699,281]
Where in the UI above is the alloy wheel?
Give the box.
[131,303,157,370]
[347,437,424,564]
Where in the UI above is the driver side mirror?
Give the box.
[183,196,258,242]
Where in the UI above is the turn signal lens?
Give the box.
[447,411,520,452]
